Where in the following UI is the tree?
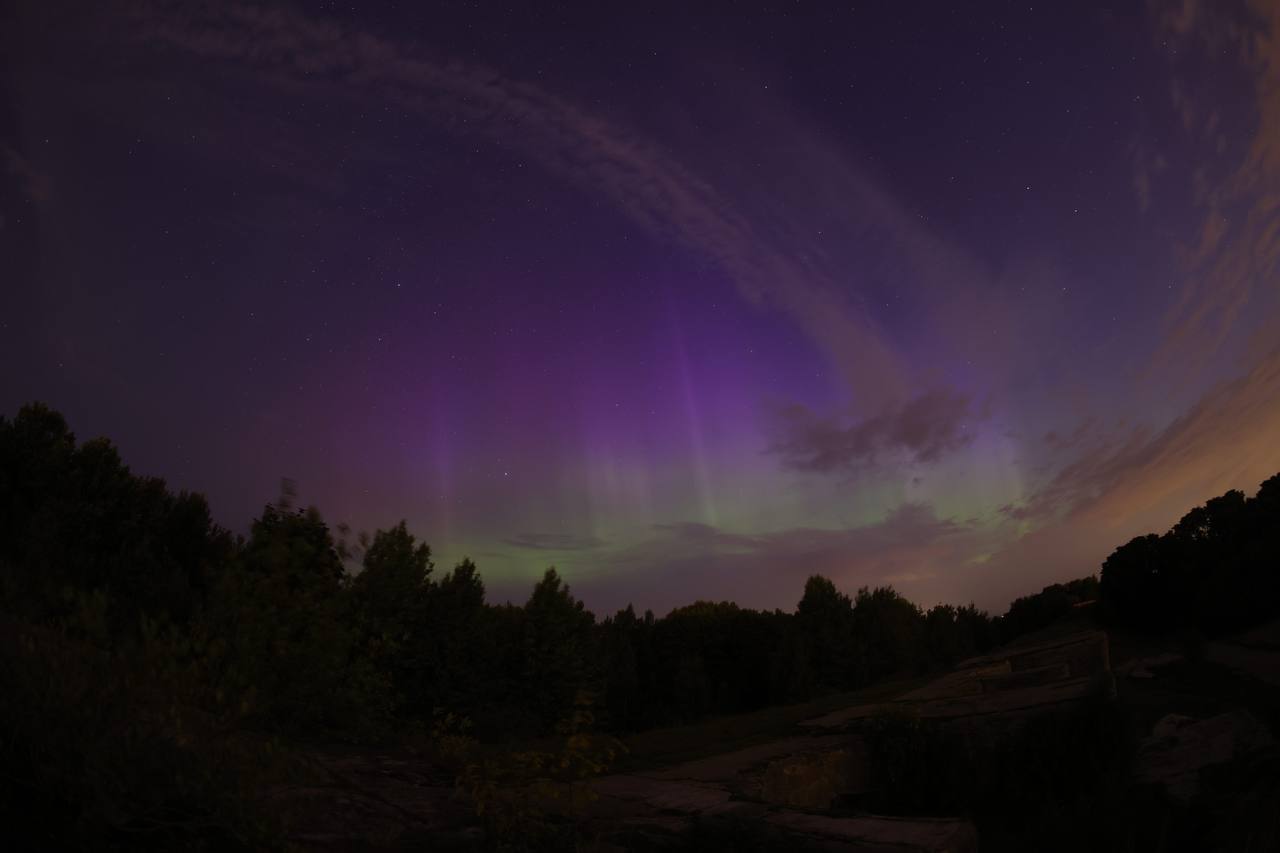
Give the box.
[600,605,641,730]
[241,504,346,592]
[1099,533,1167,630]
[1097,475,1280,635]
[209,503,390,737]
[853,586,926,683]
[419,558,490,717]
[0,402,230,627]
[521,568,597,732]
[998,579,1094,644]
[796,575,854,690]
[350,521,434,714]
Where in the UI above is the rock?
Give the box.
[274,630,1111,849]
[1203,641,1280,687]
[593,774,741,815]
[802,630,1115,731]
[1117,652,1183,679]
[755,743,869,810]
[592,731,975,851]
[644,735,850,784]
[1136,710,1275,803]
[766,812,978,852]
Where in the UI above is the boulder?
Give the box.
[1136,710,1275,803]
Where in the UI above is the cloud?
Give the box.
[1000,424,1157,523]
[972,1,1280,606]
[1043,417,1098,452]
[46,0,1277,622]
[1155,0,1280,368]
[1072,343,1280,529]
[502,531,606,551]
[567,501,990,616]
[112,0,936,413]
[578,326,1280,615]
[770,389,972,473]
[1005,339,1280,526]
[981,340,1280,606]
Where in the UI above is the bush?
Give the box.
[448,693,625,851]
[1100,476,1280,635]
[0,599,290,850]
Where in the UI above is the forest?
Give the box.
[1,401,1277,849]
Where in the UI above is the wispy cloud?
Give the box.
[503,531,606,551]
[982,339,1280,606]
[51,0,1280,617]
[119,0,932,414]
[970,1,1280,604]
[1155,0,1280,367]
[568,502,989,615]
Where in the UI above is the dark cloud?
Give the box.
[503,531,606,551]
[770,389,972,474]
[566,502,987,616]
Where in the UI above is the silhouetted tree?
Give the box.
[796,575,855,689]
[1098,475,1280,634]
[998,577,1097,644]
[207,503,390,736]
[521,568,597,732]
[852,586,926,683]
[350,521,434,714]
[7,399,1274,841]
[600,605,642,730]
[420,558,491,717]
[0,402,230,627]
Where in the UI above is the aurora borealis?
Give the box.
[3,1,1279,616]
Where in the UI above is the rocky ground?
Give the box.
[272,619,1280,851]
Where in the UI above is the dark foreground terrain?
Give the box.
[2,404,1278,851]
[261,613,1280,851]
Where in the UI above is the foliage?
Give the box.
[424,558,498,717]
[1099,476,1280,635]
[3,401,1276,848]
[451,692,625,851]
[0,594,289,850]
[349,521,434,715]
[597,585,997,733]
[0,403,231,629]
[851,585,928,683]
[796,575,855,689]
[200,503,394,740]
[521,569,599,733]
[997,575,1099,644]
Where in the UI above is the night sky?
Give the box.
[3,1,1279,615]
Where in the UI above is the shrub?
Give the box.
[0,598,290,850]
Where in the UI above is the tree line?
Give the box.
[0,403,1006,743]
[1098,475,1280,635]
[1,401,1276,846]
